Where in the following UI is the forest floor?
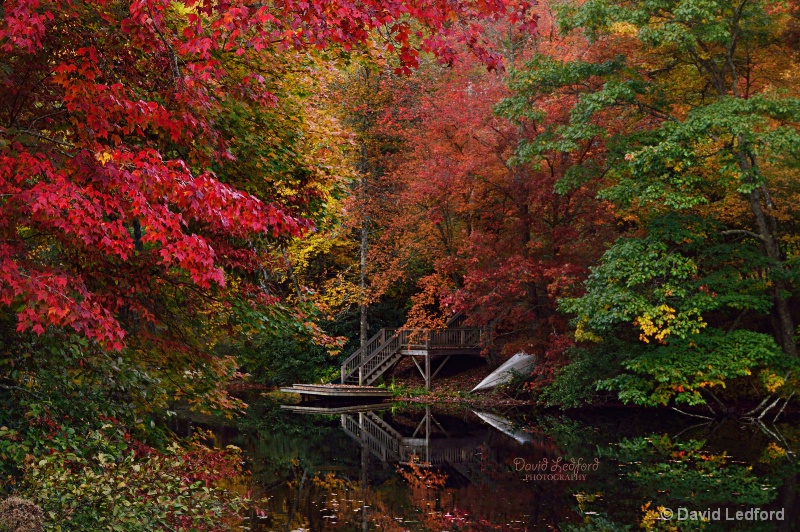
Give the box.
[386,355,534,408]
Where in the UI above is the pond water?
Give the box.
[190,399,800,531]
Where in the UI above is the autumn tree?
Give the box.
[367,12,614,376]
[335,64,404,346]
[0,0,534,388]
[512,0,800,412]
[0,0,534,525]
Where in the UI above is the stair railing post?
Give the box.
[359,342,367,385]
[425,339,430,392]
[425,330,433,390]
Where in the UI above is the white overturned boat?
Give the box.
[470,352,535,392]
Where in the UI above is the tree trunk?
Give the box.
[360,214,369,347]
[737,141,797,357]
[132,218,144,252]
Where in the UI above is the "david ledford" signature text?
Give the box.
[514,457,599,481]
[672,507,784,521]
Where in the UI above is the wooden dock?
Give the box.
[340,313,482,389]
[282,314,481,395]
[279,383,392,400]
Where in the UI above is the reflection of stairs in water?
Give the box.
[449,462,493,486]
[341,412,403,462]
[340,410,483,467]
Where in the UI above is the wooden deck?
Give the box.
[279,383,392,399]
[400,347,481,356]
[282,314,481,394]
[340,313,482,388]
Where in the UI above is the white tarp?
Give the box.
[470,352,535,392]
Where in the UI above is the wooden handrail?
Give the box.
[445,311,466,328]
[340,318,482,385]
[341,328,399,383]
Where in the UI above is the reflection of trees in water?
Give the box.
[335,408,581,530]
[561,419,800,531]
[231,407,577,530]
[223,403,800,530]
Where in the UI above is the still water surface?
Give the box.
[193,399,800,531]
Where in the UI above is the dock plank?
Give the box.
[280,383,392,398]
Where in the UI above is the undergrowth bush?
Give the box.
[3,425,247,531]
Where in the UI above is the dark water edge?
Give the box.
[172,397,800,531]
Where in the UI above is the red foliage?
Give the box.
[0,0,530,350]
[370,12,615,375]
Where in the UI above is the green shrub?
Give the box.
[12,427,246,531]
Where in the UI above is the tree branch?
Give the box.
[672,407,714,420]
[720,229,766,242]
[773,392,794,423]
[2,128,75,148]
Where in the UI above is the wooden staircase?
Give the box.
[340,314,482,386]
